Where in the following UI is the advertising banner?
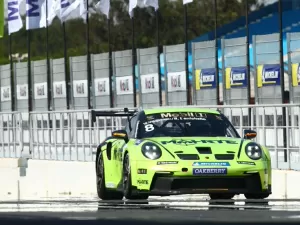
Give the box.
[257,64,280,87]
[116,75,133,95]
[225,66,247,89]
[167,71,186,92]
[195,68,216,90]
[94,78,110,96]
[140,73,159,94]
[292,63,300,87]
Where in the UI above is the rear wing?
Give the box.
[91,108,138,123]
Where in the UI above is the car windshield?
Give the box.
[137,111,239,138]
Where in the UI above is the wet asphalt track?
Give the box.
[1,197,300,224]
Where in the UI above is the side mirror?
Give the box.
[243,129,257,139]
[112,130,129,143]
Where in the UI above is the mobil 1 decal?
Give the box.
[225,66,247,89]
[141,74,159,94]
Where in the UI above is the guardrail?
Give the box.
[0,104,299,170]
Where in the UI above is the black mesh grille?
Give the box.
[196,147,212,154]
[176,154,199,160]
[215,154,235,160]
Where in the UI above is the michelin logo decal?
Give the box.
[193,162,230,167]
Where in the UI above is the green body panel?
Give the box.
[98,108,272,194]
[101,136,272,192]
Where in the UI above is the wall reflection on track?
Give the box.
[96,199,271,211]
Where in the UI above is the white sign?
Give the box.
[116,76,133,95]
[94,78,110,96]
[17,84,28,100]
[1,86,11,102]
[34,82,47,100]
[73,80,88,98]
[53,81,66,98]
[141,73,159,94]
[167,71,186,92]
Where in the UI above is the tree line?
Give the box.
[0,0,264,65]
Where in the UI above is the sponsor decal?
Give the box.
[193,162,230,167]
[94,78,110,96]
[116,76,133,95]
[105,182,116,188]
[167,71,186,92]
[135,139,144,146]
[141,74,159,94]
[137,169,147,174]
[237,161,255,166]
[160,112,207,119]
[195,68,216,90]
[225,67,247,89]
[257,64,280,87]
[73,80,88,98]
[53,81,66,98]
[193,168,227,175]
[160,139,238,145]
[17,84,28,100]
[34,82,47,99]
[157,161,178,165]
[291,63,300,87]
[1,86,11,102]
[137,180,148,185]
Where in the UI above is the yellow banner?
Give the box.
[292,63,300,87]
[256,65,263,88]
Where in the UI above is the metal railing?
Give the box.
[0,104,300,170]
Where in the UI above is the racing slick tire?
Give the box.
[244,193,270,199]
[209,193,235,200]
[123,153,149,200]
[96,153,123,200]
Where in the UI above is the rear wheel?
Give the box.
[209,193,235,200]
[96,153,123,200]
[244,193,270,199]
[123,153,149,200]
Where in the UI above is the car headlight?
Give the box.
[245,143,262,160]
[141,142,162,160]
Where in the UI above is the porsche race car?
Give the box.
[93,107,272,200]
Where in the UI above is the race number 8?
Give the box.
[145,124,154,132]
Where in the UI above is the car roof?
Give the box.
[143,107,220,115]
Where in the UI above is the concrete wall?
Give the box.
[0,158,298,201]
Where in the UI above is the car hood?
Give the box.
[143,137,245,159]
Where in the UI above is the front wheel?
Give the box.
[209,193,235,200]
[244,193,270,199]
[123,153,149,200]
[96,153,123,200]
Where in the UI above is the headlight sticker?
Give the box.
[193,168,227,175]
[192,162,230,167]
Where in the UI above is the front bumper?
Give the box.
[131,160,271,196]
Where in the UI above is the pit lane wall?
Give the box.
[0,158,297,201]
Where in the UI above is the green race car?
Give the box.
[92,107,271,200]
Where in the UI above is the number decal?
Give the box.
[145,124,154,132]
